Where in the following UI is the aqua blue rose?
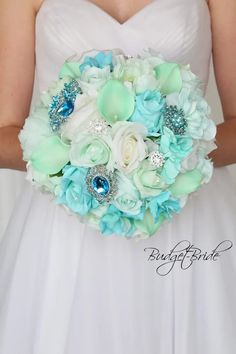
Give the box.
[129,90,166,136]
[79,50,113,73]
[58,165,99,215]
[160,127,193,159]
[159,127,193,183]
[100,205,136,237]
[148,191,181,223]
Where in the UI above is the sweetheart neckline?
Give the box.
[36,0,210,30]
[36,0,163,27]
[82,0,157,26]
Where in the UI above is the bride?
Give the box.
[0,0,236,353]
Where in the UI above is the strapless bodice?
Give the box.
[31,0,211,109]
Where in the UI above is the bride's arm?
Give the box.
[0,0,40,171]
[208,0,236,167]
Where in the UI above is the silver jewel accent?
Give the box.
[48,79,81,132]
[148,151,165,168]
[88,119,109,136]
[86,165,118,203]
[163,105,187,135]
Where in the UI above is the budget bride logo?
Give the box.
[144,240,233,276]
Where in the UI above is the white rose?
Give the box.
[112,121,148,173]
[26,162,61,195]
[78,66,111,96]
[60,94,98,141]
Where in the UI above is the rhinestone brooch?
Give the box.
[48,79,81,132]
[163,105,188,135]
[86,165,118,203]
[88,119,109,136]
[148,151,165,168]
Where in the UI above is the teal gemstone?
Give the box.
[92,176,110,196]
[56,99,74,117]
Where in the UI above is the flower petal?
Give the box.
[59,62,81,79]
[97,79,135,124]
[31,136,70,174]
[169,169,203,197]
[154,63,182,95]
[134,209,165,237]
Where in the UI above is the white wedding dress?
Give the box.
[0,0,236,353]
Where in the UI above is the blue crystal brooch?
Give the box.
[163,105,188,135]
[48,79,81,132]
[86,165,118,203]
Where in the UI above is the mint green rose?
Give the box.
[134,209,166,238]
[133,160,167,197]
[112,172,143,216]
[70,133,112,168]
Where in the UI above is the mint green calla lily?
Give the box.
[97,79,135,124]
[31,136,70,175]
[169,169,203,197]
[154,63,182,95]
[134,209,165,237]
[59,62,81,79]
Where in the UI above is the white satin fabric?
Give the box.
[0,1,236,353]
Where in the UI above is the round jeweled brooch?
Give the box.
[148,150,165,168]
[88,119,109,136]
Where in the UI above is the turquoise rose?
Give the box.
[112,173,142,215]
[57,165,99,215]
[129,90,166,136]
[79,51,113,73]
[161,159,181,185]
[148,191,181,223]
[159,127,193,184]
[100,205,136,237]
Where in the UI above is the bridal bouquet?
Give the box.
[19,48,217,239]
